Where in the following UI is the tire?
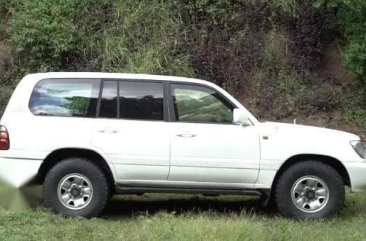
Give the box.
[274,161,345,219]
[42,158,110,218]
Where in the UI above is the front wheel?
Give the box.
[274,161,345,219]
[42,158,110,218]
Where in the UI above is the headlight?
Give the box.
[351,141,366,159]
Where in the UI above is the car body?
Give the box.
[0,72,365,219]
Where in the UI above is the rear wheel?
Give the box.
[42,158,110,218]
[275,161,345,219]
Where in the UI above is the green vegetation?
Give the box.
[4,0,193,77]
[0,0,365,132]
[0,86,12,117]
[316,0,366,82]
[0,192,366,241]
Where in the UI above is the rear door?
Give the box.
[91,79,170,181]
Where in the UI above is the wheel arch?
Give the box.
[36,148,115,191]
[264,154,351,206]
[273,154,351,188]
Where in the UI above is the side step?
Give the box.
[115,185,265,197]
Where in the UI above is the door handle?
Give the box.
[176,133,196,138]
[98,129,119,134]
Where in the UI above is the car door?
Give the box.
[91,79,170,181]
[168,83,260,185]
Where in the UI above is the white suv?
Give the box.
[0,72,365,219]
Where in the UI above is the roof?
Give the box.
[25,72,211,85]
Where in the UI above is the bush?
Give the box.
[176,0,271,95]
[315,0,366,82]
[290,1,325,72]
[344,87,366,128]
[10,0,92,71]
[254,27,341,119]
[5,0,194,81]
[0,86,13,117]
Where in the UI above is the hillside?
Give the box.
[0,0,365,136]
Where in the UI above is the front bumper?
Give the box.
[0,157,42,188]
[345,162,366,192]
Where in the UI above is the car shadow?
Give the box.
[101,194,277,219]
[0,184,277,218]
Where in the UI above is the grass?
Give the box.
[0,190,366,241]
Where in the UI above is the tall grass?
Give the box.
[4,0,194,81]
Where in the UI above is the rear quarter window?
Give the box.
[29,79,101,117]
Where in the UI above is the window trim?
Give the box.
[28,78,102,119]
[95,79,104,118]
[96,79,119,119]
[168,82,238,125]
[97,78,168,122]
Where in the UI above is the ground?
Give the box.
[0,190,366,241]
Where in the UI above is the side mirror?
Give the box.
[233,108,252,126]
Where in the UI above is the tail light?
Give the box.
[0,125,10,150]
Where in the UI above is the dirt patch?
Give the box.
[316,44,356,87]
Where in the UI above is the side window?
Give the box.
[119,81,164,120]
[171,84,234,123]
[99,81,118,118]
[29,79,100,117]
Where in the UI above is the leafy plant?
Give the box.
[315,0,366,82]
[0,86,12,117]
[5,0,194,80]
[290,1,325,72]
[344,87,366,128]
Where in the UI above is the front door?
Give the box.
[168,83,260,185]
